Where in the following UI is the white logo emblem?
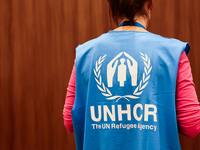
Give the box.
[94,52,152,102]
[107,52,138,87]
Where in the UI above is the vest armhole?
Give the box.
[184,43,190,56]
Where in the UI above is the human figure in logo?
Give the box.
[118,58,126,87]
[124,52,138,86]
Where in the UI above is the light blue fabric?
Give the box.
[72,30,190,150]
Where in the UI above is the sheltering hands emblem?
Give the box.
[93,52,152,102]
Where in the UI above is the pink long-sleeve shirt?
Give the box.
[63,51,200,138]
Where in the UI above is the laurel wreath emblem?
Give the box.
[94,53,152,102]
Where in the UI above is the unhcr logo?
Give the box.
[93,52,152,102]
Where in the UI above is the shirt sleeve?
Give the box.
[63,63,76,133]
[176,51,200,138]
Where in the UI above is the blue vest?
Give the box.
[72,30,190,150]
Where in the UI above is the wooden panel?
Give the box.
[0,0,199,150]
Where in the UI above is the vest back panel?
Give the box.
[72,31,190,150]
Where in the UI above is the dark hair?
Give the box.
[107,0,151,24]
